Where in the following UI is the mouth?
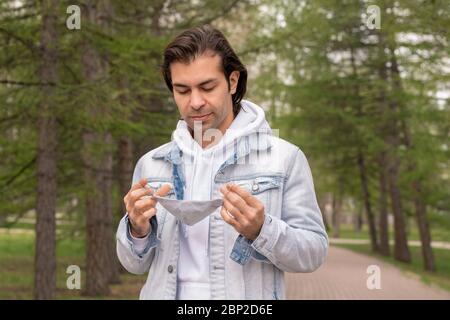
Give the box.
[190,112,212,121]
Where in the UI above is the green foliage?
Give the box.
[247,0,449,221]
[0,0,448,294]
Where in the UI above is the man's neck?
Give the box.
[190,113,235,149]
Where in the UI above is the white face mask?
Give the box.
[152,195,223,226]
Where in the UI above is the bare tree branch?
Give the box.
[1,156,37,190]
[0,79,56,86]
[0,27,38,53]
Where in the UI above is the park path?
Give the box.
[285,245,450,300]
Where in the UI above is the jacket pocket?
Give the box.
[229,175,282,217]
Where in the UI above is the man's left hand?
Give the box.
[219,183,265,241]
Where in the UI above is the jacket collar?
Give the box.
[152,142,182,164]
[152,131,273,168]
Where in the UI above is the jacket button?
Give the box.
[167,265,174,273]
[252,182,259,192]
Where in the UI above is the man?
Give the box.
[117,25,328,300]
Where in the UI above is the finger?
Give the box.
[125,178,151,204]
[141,207,157,220]
[144,184,172,208]
[134,197,158,213]
[220,206,239,228]
[155,183,172,197]
[219,184,230,196]
[130,178,149,192]
[130,187,154,204]
[222,185,251,215]
[222,198,245,223]
[227,183,260,208]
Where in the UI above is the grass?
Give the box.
[334,243,450,293]
[336,224,450,243]
[0,232,147,299]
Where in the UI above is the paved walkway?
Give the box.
[286,246,450,299]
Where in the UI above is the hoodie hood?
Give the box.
[172,99,272,156]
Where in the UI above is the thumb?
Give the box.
[155,184,172,197]
[138,178,148,188]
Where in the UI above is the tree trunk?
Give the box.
[82,0,114,296]
[354,208,363,232]
[357,150,379,252]
[34,0,58,300]
[332,193,342,238]
[377,153,390,256]
[389,49,436,271]
[83,160,110,296]
[348,45,378,252]
[117,136,133,216]
[103,133,121,284]
[386,155,411,263]
[116,135,134,275]
[412,181,435,271]
[376,30,411,263]
[318,194,330,232]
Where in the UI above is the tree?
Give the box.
[80,0,115,295]
[245,0,449,268]
[34,0,58,299]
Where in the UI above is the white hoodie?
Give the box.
[132,100,271,299]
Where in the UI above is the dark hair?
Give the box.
[161,25,247,116]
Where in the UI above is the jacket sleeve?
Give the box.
[230,147,328,273]
[116,157,160,275]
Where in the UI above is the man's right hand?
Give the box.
[123,178,172,238]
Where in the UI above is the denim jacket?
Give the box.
[116,133,328,299]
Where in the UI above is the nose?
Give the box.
[190,89,205,111]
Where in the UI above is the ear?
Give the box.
[229,71,240,95]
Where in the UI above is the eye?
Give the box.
[176,90,189,95]
[202,86,215,92]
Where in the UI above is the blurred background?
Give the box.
[0,0,449,299]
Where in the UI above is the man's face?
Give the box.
[170,51,239,137]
